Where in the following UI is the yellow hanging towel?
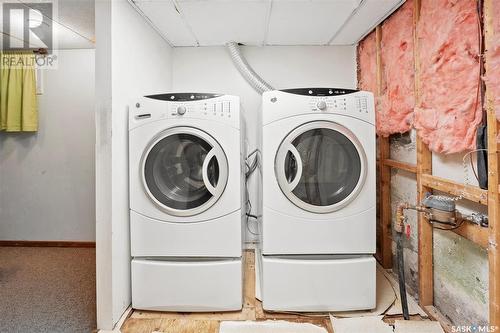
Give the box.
[0,52,38,132]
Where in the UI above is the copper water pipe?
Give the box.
[395,202,429,233]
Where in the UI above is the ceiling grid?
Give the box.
[132,0,407,47]
[262,0,273,46]
[171,0,200,46]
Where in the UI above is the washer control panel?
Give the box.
[130,94,240,130]
[176,106,187,115]
[316,100,327,110]
[169,100,233,118]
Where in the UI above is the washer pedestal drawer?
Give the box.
[131,258,242,312]
[261,255,376,312]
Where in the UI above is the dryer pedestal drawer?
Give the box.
[132,258,242,312]
[261,255,376,312]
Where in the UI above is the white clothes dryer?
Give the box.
[258,88,376,312]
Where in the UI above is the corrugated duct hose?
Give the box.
[226,42,274,94]
[226,42,271,236]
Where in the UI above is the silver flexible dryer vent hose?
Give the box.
[226,42,274,94]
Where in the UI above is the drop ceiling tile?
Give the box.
[266,0,359,45]
[134,0,198,46]
[1,0,95,49]
[56,0,95,43]
[330,0,405,45]
[132,0,406,47]
[177,0,270,46]
[53,24,95,49]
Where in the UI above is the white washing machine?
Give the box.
[258,88,376,312]
[129,93,245,312]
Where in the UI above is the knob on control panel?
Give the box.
[177,106,187,115]
[316,100,327,110]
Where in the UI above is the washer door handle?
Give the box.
[202,148,217,195]
[286,144,303,192]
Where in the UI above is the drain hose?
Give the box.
[226,42,273,94]
[396,232,410,320]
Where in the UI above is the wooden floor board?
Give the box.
[121,318,220,333]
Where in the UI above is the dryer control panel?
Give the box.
[262,89,375,126]
[129,94,241,130]
[308,95,370,115]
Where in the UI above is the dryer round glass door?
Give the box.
[275,121,367,213]
[142,127,228,217]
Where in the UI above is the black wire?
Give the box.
[245,150,260,178]
[245,210,259,236]
[247,149,259,159]
[245,149,261,235]
[470,152,479,182]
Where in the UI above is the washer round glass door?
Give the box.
[142,127,228,217]
[275,121,367,213]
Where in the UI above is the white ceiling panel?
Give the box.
[131,0,406,46]
[0,0,95,49]
[134,0,198,46]
[176,0,270,46]
[266,0,359,45]
[329,0,405,45]
[53,24,95,49]
[57,0,95,44]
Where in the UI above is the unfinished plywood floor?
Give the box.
[121,251,428,333]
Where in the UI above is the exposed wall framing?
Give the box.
[377,26,393,269]
[485,0,500,326]
[369,0,500,326]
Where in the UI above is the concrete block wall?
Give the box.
[389,133,488,326]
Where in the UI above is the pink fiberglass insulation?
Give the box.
[358,31,377,94]
[484,0,500,124]
[415,0,482,154]
[378,0,415,137]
